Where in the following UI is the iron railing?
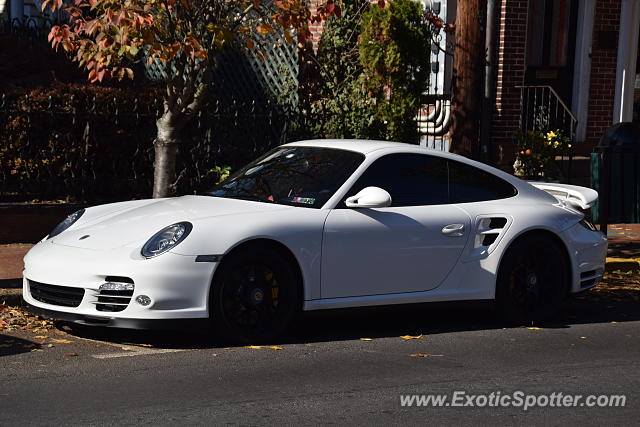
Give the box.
[0,93,382,202]
[417,94,451,151]
[0,17,57,41]
[517,85,578,182]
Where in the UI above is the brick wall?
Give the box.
[308,0,326,52]
[584,0,621,151]
[491,0,529,168]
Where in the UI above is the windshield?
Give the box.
[208,146,365,208]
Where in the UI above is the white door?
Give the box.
[320,153,471,299]
[321,204,471,298]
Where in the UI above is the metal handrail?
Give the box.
[515,85,577,124]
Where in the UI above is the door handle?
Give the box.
[442,224,465,237]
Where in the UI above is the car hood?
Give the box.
[50,195,292,250]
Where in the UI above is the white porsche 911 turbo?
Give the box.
[23,139,607,343]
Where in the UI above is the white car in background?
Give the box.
[23,139,607,344]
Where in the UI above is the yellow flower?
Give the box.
[546,131,557,139]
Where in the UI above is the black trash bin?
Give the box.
[591,122,640,233]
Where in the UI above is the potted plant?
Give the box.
[512,129,572,181]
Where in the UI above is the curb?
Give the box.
[605,257,640,273]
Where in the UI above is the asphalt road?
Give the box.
[1,296,639,425]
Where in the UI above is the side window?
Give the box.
[449,160,517,203]
[343,153,449,207]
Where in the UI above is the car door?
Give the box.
[321,153,471,299]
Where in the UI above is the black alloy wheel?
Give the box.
[496,234,569,322]
[210,245,299,345]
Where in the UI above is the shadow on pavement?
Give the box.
[0,334,43,357]
[56,288,640,349]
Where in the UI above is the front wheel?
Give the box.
[496,235,570,322]
[210,245,300,345]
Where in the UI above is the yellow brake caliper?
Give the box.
[265,269,279,309]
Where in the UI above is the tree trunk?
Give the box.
[152,112,181,198]
[450,0,487,159]
[151,80,208,198]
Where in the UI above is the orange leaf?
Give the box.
[257,23,273,35]
[400,335,423,340]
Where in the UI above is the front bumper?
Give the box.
[25,304,210,330]
[23,240,218,323]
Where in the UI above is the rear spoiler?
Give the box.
[527,182,598,210]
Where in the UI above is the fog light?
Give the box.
[136,295,151,306]
[100,282,135,291]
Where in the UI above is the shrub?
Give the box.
[296,0,430,143]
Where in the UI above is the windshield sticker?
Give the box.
[290,197,316,205]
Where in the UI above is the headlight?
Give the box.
[579,217,598,232]
[141,222,192,258]
[47,209,85,239]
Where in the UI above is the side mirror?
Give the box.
[345,186,392,208]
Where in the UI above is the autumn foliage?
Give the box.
[43,0,340,83]
[41,0,341,197]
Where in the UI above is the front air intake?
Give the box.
[94,277,135,312]
[29,280,85,307]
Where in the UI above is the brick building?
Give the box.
[310,0,639,183]
[489,0,639,182]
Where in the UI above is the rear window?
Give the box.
[449,160,517,203]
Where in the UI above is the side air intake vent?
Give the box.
[466,215,511,261]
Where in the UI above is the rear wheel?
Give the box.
[496,234,569,322]
[210,245,299,345]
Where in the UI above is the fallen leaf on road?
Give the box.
[30,348,42,352]
[400,335,423,340]
[360,338,373,341]
[245,345,263,349]
[580,336,587,339]
[137,344,153,347]
[51,339,72,344]
[409,353,443,358]
[64,353,78,357]
[45,344,54,348]
[33,336,48,339]
[268,346,284,350]
[527,327,543,330]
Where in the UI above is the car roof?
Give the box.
[282,139,423,154]
[282,139,549,201]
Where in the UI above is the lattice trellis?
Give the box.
[144,12,299,107]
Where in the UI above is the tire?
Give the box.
[496,234,570,322]
[210,244,300,345]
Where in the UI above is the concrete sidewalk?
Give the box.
[2,225,639,306]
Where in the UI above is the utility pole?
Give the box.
[450,0,487,159]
